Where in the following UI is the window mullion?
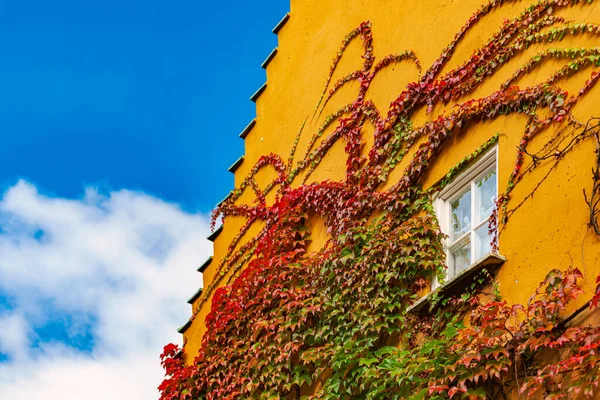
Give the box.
[470,181,476,262]
[473,217,489,231]
[445,199,452,280]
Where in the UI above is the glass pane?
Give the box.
[450,190,471,241]
[476,168,496,224]
[475,224,491,260]
[451,239,471,276]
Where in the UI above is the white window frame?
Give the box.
[433,146,498,286]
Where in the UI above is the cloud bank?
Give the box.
[0,180,211,399]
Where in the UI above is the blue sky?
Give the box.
[0,1,288,398]
[0,0,288,212]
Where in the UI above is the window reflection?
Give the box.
[451,239,471,275]
[476,169,496,223]
[451,190,471,242]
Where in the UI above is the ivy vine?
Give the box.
[161,1,600,399]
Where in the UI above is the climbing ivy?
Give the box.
[160,1,600,398]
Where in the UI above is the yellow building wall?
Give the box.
[183,0,600,361]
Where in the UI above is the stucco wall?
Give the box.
[183,0,600,362]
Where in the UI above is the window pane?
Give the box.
[476,168,496,223]
[451,239,471,276]
[450,190,471,241]
[474,224,491,260]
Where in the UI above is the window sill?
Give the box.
[407,253,506,315]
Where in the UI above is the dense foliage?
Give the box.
[160,1,600,398]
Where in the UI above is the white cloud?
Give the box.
[0,180,212,399]
[0,312,29,362]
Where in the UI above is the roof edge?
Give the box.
[207,225,223,242]
[239,119,256,139]
[250,83,267,102]
[228,156,244,173]
[216,192,233,208]
[177,319,192,334]
[261,48,278,69]
[272,13,290,34]
[187,287,203,304]
[198,256,213,273]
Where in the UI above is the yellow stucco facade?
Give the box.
[182,0,600,364]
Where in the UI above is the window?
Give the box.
[434,147,497,283]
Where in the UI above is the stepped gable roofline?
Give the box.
[250,83,267,102]
[239,119,256,139]
[207,225,223,242]
[272,13,290,34]
[198,256,213,273]
[187,288,203,304]
[261,48,278,69]
[177,320,192,334]
[228,156,244,173]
